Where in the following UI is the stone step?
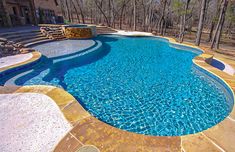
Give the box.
[20,37,49,45]
[0,30,40,37]
[2,31,42,40]
[46,31,64,35]
[25,39,54,47]
[10,34,45,43]
[50,34,64,37]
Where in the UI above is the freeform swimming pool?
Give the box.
[1,35,234,136]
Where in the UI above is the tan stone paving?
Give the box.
[69,116,181,152]
[203,118,235,152]
[182,133,222,152]
[54,133,83,152]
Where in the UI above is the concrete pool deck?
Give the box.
[0,92,71,151]
[32,39,96,58]
[0,53,33,69]
[0,35,235,151]
[0,51,41,74]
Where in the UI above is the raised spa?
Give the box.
[1,35,233,136]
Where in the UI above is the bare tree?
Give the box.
[75,0,85,24]
[179,0,191,43]
[119,0,128,29]
[71,0,80,23]
[211,0,228,49]
[65,0,71,22]
[94,0,111,26]
[158,0,167,35]
[56,0,233,50]
[195,0,207,46]
[133,0,136,30]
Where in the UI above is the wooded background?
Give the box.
[58,0,235,50]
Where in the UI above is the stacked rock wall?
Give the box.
[64,28,93,39]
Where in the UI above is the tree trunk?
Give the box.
[59,0,66,19]
[65,0,71,22]
[210,0,228,49]
[94,0,111,26]
[133,0,136,31]
[71,0,80,23]
[195,0,207,46]
[215,7,226,49]
[111,0,115,28]
[157,0,167,35]
[141,0,146,31]
[179,0,190,43]
[119,0,127,29]
[147,0,154,32]
[208,22,215,42]
[160,0,167,35]
[70,1,74,23]
[75,0,85,24]
[108,0,112,26]
[129,8,133,28]
[90,8,93,24]
[208,0,221,42]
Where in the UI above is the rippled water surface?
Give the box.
[2,35,233,136]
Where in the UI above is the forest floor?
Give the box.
[98,25,235,71]
[96,25,235,68]
[182,31,235,59]
[99,23,235,60]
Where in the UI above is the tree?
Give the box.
[119,0,127,29]
[71,0,80,23]
[195,0,207,46]
[133,0,137,30]
[94,0,111,27]
[225,2,235,39]
[179,0,191,42]
[157,0,167,35]
[65,0,71,22]
[172,0,184,38]
[211,0,229,49]
[75,0,86,24]
[207,0,221,42]
[56,0,233,50]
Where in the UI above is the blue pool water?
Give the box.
[1,35,233,136]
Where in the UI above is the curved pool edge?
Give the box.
[0,51,42,77]
[0,35,235,151]
[157,36,235,152]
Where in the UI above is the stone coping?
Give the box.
[0,35,235,151]
[38,24,67,27]
[38,24,96,28]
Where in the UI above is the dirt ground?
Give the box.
[118,24,235,61]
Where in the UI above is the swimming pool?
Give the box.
[1,35,234,136]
